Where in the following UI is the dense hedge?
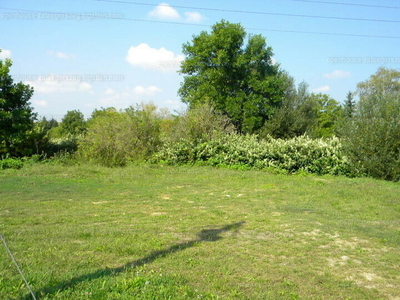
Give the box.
[153,134,351,175]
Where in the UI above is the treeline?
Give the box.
[2,66,399,181]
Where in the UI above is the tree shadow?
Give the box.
[22,221,245,299]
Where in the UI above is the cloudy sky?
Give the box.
[1,0,399,119]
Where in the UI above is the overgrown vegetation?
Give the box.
[341,67,400,181]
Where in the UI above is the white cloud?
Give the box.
[48,51,76,59]
[99,86,163,107]
[149,3,180,20]
[323,70,351,80]
[312,85,330,93]
[25,77,92,93]
[33,100,48,107]
[0,48,12,59]
[184,12,203,23]
[126,43,184,72]
[133,85,162,96]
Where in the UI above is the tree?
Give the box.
[60,110,87,136]
[343,91,356,118]
[0,51,36,156]
[309,93,343,138]
[179,20,288,133]
[39,117,59,132]
[341,67,400,181]
[261,78,318,139]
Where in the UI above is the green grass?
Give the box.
[0,163,399,299]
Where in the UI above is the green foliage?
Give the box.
[46,136,79,156]
[39,116,59,132]
[179,20,288,133]
[154,134,350,175]
[78,103,162,167]
[343,91,356,118]
[164,103,234,143]
[309,93,343,138]
[261,80,317,138]
[20,117,78,157]
[0,155,43,170]
[341,67,400,181]
[0,52,36,156]
[88,106,118,123]
[0,157,24,170]
[60,110,87,136]
[262,78,342,139]
[47,125,64,139]
[23,118,54,155]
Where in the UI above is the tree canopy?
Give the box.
[179,20,288,133]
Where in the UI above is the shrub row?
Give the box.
[153,134,351,175]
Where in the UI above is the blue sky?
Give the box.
[1,0,399,119]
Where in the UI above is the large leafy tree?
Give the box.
[179,20,288,133]
[0,52,36,155]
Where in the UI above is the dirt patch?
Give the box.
[151,212,167,216]
[302,229,321,236]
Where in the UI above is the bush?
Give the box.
[0,157,24,170]
[153,134,351,176]
[78,103,162,167]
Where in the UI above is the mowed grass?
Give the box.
[0,164,399,300]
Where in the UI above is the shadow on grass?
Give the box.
[23,221,245,299]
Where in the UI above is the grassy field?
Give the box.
[0,163,399,299]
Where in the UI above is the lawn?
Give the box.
[0,163,399,299]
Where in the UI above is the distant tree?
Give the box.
[60,110,87,136]
[179,20,288,133]
[341,67,400,181]
[309,93,343,138]
[38,117,59,132]
[0,51,36,156]
[343,91,356,118]
[261,78,318,138]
